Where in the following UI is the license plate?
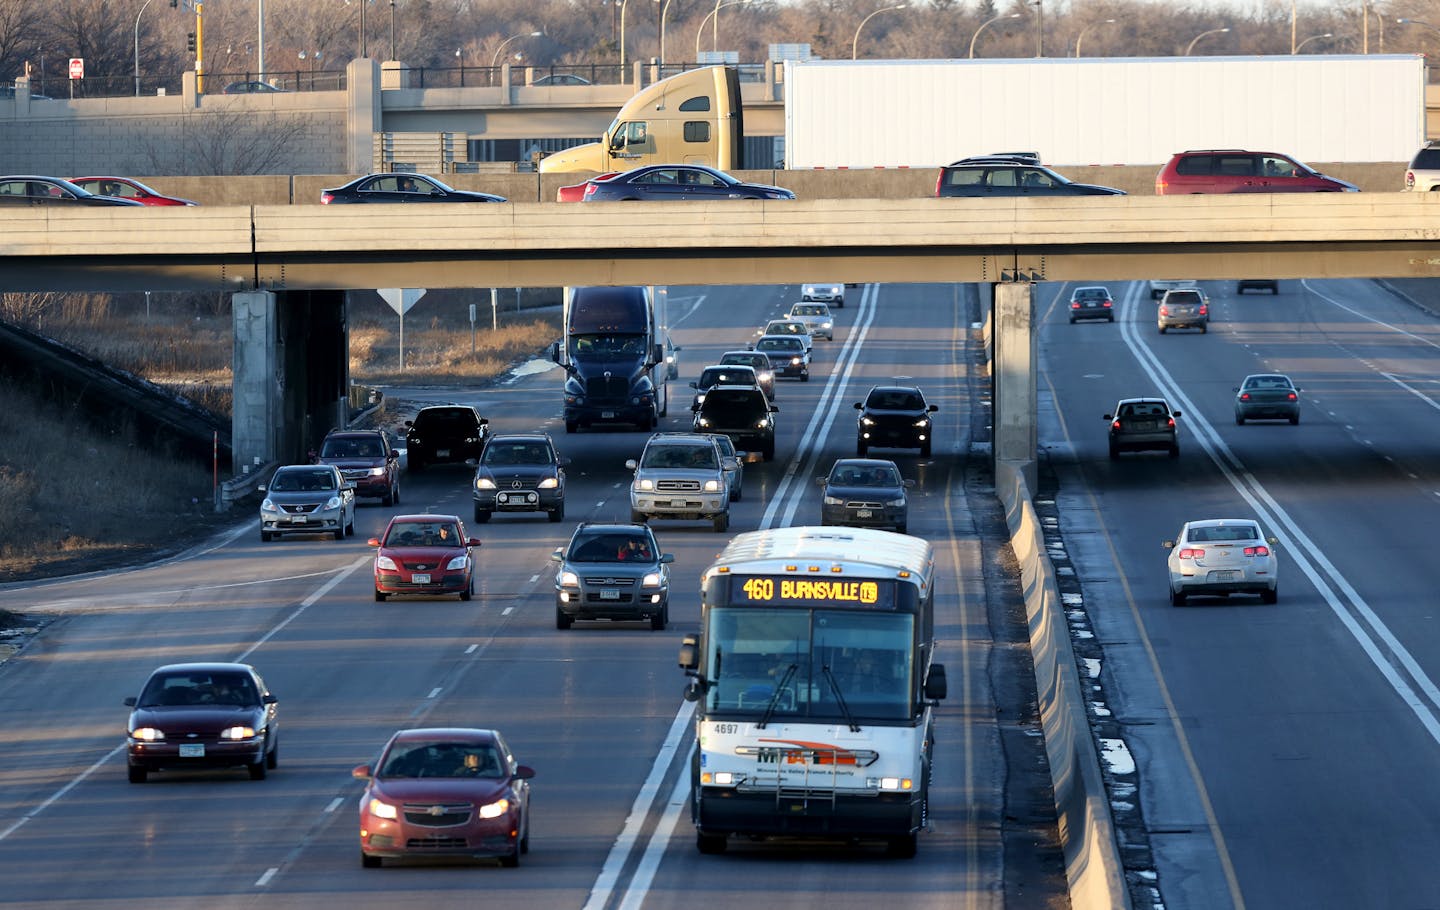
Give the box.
[600,589,620,600]
[1210,570,1238,581]
[671,499,688,508]
[289,515,308,523]
[1131,421,1155,431]
[855,509,873,518]
[179,744,205,758]
[602,411,616,419]
[413,573,431,584]
[436,448,450,458]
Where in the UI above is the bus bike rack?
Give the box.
[734,745,881,809]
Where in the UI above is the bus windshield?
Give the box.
[703,607,914,721]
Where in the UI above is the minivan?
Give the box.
[1155,150,1358,194]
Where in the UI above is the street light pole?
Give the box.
[1033,0,1043,57]
[619,0,629,69]
[1073,18,1115,57]
[969,12,1021,59]
[695,0,749,59]
[658,0,674,68]
[852,4,906,61]
[389,0,396,61]
[1184,27,1229,56]
[133,0,155,96]
[710,0,722,52]
[257,0,265,81]
[1293,32,1333,53]
[491,30,542,70]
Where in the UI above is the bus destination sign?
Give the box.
[731,575,894,609]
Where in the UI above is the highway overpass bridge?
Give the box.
[3,193,1438,486]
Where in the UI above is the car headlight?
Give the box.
[913,418,931,428]
[559,571,579,587]
[755,418,770,428]
[475,477,497,490]
[886,498,907,507]
[220,726,257,740]
[821,322,833,329]
[703,480,722,492]
[130,727,165,742]
[823,496,843,506]
[324,495,342,510]
[477,797,511,820]
[367,798,398,820]
[790,356,802,365]
[537,477,559,489]
[260,498,278,513]
[446,555,469,571]
[639,572,663,588]
[637,479,655,491]
[408,436,423,447]
[758,372,773,382]
[368,467,387,477]
[376,555,397,570]
[696,417,711,427]
[861,417,876,426]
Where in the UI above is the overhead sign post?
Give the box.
[376,288,426,371]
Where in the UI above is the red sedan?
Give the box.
[354,727,535,868]
[69,176,197,206]
[555,172,616,202]
[369,514,479,601]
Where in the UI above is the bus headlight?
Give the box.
[873,777,913,791]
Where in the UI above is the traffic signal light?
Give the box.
[186,32,196,53]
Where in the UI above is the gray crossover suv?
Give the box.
[551,523,674,630]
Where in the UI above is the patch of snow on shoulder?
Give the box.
[1099,738,1135,775]
[504,359,560,385]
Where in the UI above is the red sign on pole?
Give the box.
[68,58,84,80]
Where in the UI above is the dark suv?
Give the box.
[472,434,568,523]
[316,429,399,505]
[692,385,778,461]
[1155,149,1358,194]
[1105,398,1181,459]
[855,386,938,457]
[404,405,489,471]
[551,523,674,630]
[936,158,1124,197]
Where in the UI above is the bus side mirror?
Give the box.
[924,663,947,701]
[548,341,561,364]
[678,635,698,670]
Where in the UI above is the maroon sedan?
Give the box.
[353,727,535,868]
[69,176,197,206]
[369,514,479,601]
[123,662,279,783]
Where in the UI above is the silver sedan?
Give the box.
[1163,518,1278,606]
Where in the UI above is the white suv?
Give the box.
[801,282,844,308]
[1404,142,1440,191]
[626,433,731,532]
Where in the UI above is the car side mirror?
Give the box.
[924,663,947,700]
[1171,410,1183,418]
[625,459,639,470]
[770,405,779,412]
[351,764,373,780]
[661,553,675,564]
[466,538,482,547]
[367,537,382,547]
[257,484,268,493]
[689,381,698,389]
[904,479,915,487]
[853,402,863,410]
[928,404,939,412]
[1102,414,1113,421]
[1162,540,1176,549]
[557,456,571,467]
[404,420,414,428]
[262,693,278,705]
[1266,536,1279,545]
[124,696,137,707]
[513,765,537,780]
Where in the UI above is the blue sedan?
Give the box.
[581,165,796,201]
[321,173,506,204]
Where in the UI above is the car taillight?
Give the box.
[1179,548,1204,559]
[1407,171,1416,187]
[1111,420,1121,431]
[1286,392,1297,401]
[935,174,944,196]
[1159,306,1170,316]
[1166,417,1176,429]
[1103,300,1113,308]
[1239,392,1251,401]
[1198,305,1208,315]
[320,192,334,204]
[1244,545,1270,557]
[583,184,597,199]
[1070,302,1080,310]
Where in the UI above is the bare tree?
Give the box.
[136,108,311,175]
[0,0,51,83]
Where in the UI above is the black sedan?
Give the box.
[818,458,913,534]
[1234,373,1301,425]
[320,173,506,204]
[581,164,796,201]
[0,175,145,207]
[855,385,939,457]
[123,662,279,783]
[405,404,489,471]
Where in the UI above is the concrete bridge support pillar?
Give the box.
[232,290,349,475]
[993,282,1037,490]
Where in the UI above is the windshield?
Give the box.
[320,436,383,459]
[379,741,504,779]
[699,368,752,388]
[703,608,913,721]
[138,671,259,708]
[569,334,647,357]
[830,463,900,486]
[414,409,475,431]
[866,390,925,410]
[483,442,553,466]
[757,338,801,353]
[568,532,655,563]
[642,444,717,470]
[270,470,336,492]
[701,390,767,422]
[384,520,462,548]
[721,354,767,370]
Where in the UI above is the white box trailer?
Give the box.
[782,56,1425,168]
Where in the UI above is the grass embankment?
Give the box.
[0,290,560,583]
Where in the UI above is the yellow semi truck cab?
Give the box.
[539,66,743,173]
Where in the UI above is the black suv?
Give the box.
[692,385,778,461]
[404,405,490,471]
[855,386,938,457]
[316,429,399,505]
[472,434,568,523]
[935,158,1124,198]
[1105,398,1181,459]
[551,523,674,630]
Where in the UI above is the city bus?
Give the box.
[678,526,947,857]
